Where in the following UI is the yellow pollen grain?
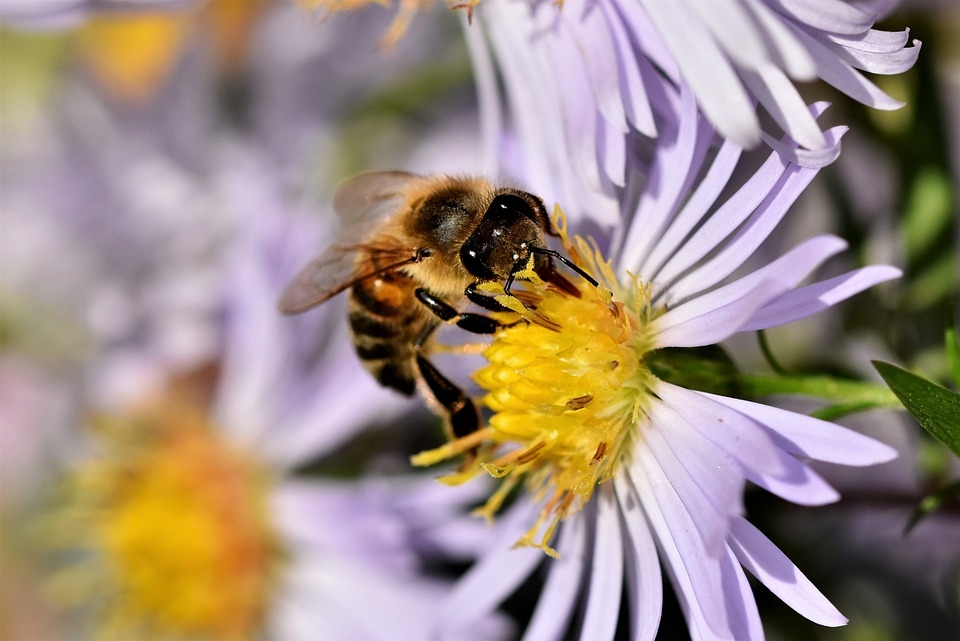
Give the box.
[413,207,657,555]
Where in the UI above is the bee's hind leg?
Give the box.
[414,354,479,440]
[413,286,515,442]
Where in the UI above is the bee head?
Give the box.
[460,192,550,282]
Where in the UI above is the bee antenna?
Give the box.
[529,246,599,287]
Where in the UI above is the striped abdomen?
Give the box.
[348,268,432,397]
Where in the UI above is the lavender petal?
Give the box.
[730,517,848,626]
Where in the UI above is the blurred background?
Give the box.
[0,1,958,640]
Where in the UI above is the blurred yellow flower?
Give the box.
[49,390,281,640]
[76,12,195,103]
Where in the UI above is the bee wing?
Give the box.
[278,232,418,315]
[333,171,422,225]
[279,171,426,315]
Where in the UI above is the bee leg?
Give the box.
[464,282,512,312]
[414,354,479,439]
[414,287,503,335]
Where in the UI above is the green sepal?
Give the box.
[644,345,742,397]
[874,360,960,458]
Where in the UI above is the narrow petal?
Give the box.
[641,139,743,279]
[615,477,663,641]
[616,83,706,274]
[564,2,629,134]
[601,0,657,136]
[638,0,760,146]
[521,516,586,641]
[769,0,876,35]
[644,402,745,554]
[720,545,765,641]
[787,22,904,110]
[668,233,848,316]
[827,28,911,53]
[461,13,502,177]
[653,276,789,347]
[741,64,827,150]
[730,517,848,626]
[740,265,902,330]
[688,0,770,70]
[744,0,817,79]
[746,452,841,506]
[612,0,678,81]
[833,38,920,75]
[627,455,735,639]
[653,150,788,286]
[544,23,603,192]
[760,124,845,168]
[644,413,737,555]
[657,384,788,478]
[438,501,544,633]
[597,113,627,188]
[702,393,898,465]
[579,486,625,641]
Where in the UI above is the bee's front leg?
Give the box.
[414,287,504,335]
[464,282,514,313]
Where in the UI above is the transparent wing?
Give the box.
[333,171,422,225]
[277,223,416,315]
[279,171,428,314]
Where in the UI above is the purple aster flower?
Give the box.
[462,0,919,224]
[414,92,901,640]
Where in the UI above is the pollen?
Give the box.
[48,397,280,641]
[413,208,659,556]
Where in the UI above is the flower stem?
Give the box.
[740,373,899,415]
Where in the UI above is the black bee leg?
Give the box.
[414,287,503,335]
[465,282,513,312]
[414,354,479,439]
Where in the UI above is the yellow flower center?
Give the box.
[413,210,659,556]
[51,398,280,640]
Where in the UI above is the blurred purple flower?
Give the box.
[420,96,901,641]
[0,0,199,29]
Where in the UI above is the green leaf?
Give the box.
[874,360,960,458]
[904,479,960,535]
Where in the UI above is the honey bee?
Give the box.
[278,171,596,439]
